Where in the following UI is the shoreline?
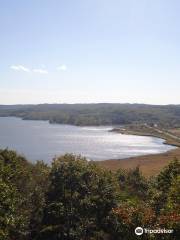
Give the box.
[1,116,180,176]
[110,126,180,147]
[97,125,180,177]
[97,148,180,177]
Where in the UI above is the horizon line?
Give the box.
[0,102,180,106]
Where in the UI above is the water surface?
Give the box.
[0,117,175,163]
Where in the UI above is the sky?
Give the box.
[0,0,180,105]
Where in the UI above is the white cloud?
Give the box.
[10,65,30,72]
[33,69,48,74]
[57,64,67,71]
[10,65,48,74]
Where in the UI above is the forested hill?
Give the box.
[0,103,180,127]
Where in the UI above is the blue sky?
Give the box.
[0,0,180,104]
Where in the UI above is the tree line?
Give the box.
[0,149,179,239]
[1,103,180,127]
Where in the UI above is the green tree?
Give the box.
[117,167,149,201]
[0,179,18,240]
[38,154,119,240]
[150,159,180,213]
[166,175,180,212]
[0,149,32,239]
[0,149,49,240]
[29,161,50,239]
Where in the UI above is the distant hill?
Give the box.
[0,103,180,127]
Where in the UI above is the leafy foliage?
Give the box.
[150,159,180,213]
[0,149,179,239]
[38,154,119,240]
[117,166,149,201]
[0,149,49,240]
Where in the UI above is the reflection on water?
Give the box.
[0,117,176,163]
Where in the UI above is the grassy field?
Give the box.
[97,148,180,177]
[97,125,180,177]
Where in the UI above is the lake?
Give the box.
[0,117,175,163]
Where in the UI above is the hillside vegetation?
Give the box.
[1,103,180,127]
[0,149,179,239]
